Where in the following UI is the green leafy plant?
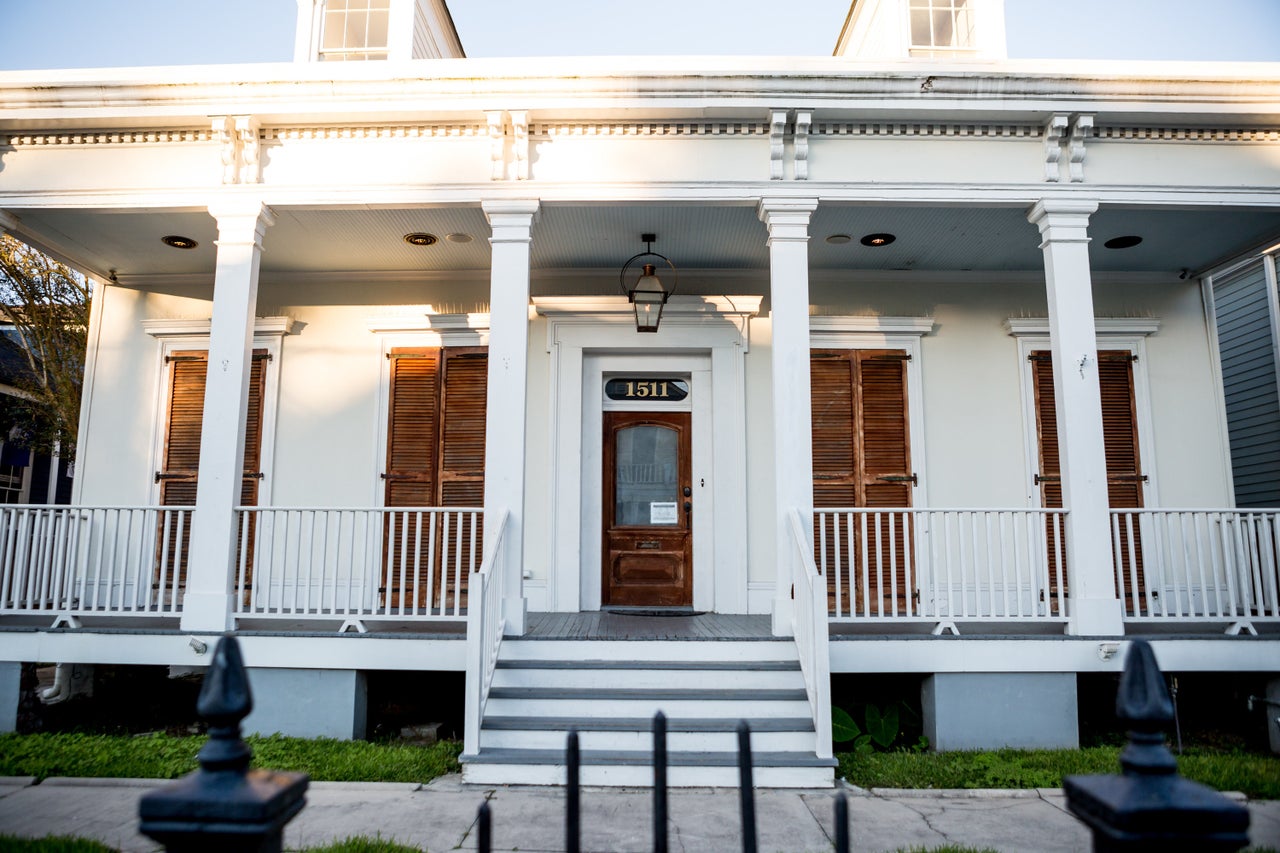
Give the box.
[832,699,917,752]
[831,705,874,754]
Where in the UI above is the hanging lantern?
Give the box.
[618,233,678,333]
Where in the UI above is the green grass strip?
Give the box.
[0,733,460,784]
[0,836,118,853]
[838,746,1280,800]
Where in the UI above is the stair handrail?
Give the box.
[788,507,834,759]
[463,508,509,757]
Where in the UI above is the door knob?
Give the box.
[682,486,692,497]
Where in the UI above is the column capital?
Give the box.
[1028,198,1099,242]
[484,199,539,243]
[758,198,818,242]
[0,209,18,236]
[209,200,275,247]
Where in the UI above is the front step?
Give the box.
[462,638,836,788]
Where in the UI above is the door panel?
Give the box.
[603,411,692,607]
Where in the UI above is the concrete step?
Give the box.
[490,667,805,690]
[483,695,814,719]
[480,716,816,732]
[462,761,834,788]
[495,658,801,671]
[479,727,815,752]
[498,639,798,663]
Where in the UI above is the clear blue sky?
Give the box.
[1,0,1277,69]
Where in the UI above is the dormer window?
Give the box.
[320,0,391,61]
[908,0,975,56]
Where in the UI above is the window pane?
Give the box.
[345,10,368,49]
[933,9,955,46]
[322,10,345,49]
[367,10,390,48]
[910,9,932,45]
[615,426,679,526]
[955,8,974,45]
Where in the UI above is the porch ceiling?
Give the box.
[11,202,1280,285]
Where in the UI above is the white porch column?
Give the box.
[180,200,274,632]
[1028,199,1124,636]
[482,199,538,636]
[759,198,819,637]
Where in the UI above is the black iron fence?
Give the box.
[139,635,1251,853]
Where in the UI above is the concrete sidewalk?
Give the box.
[1,775,1277,853]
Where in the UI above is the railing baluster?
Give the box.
[859,511,869,618]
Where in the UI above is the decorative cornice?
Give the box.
[3,129,215,146]
[1004,317,1161,336]
[537,122,769,137]
[143,316,301,337]
[366,312,490,334]
[818,122,1043,138]
[810,316,935,335]
[266,124,487,140]
[1068,114,1093,183]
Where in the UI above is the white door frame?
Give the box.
[534,295,761,614]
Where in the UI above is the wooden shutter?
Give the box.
[438,349,487,609]
[1031,350,1145,606]
[156,349,267,590]
[382,346,487,611]
[811,349,913,615]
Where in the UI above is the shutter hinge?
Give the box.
[164,355,205,364]
[252,353,272,362]
[1109,474,1149,483]
[243,471,264,480]
[155,471,196,483]
[870,353,912,361]
[1027,353,1053,362]
[1034,474,1061,485]
[876,474,918,485]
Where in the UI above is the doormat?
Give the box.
[602,607,706,617]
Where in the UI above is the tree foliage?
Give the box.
[0,235,90,458]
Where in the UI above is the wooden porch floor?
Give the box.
[524,610,776,641]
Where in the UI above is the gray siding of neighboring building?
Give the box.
[1213,260,1280,507]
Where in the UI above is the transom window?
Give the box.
[909,0,975,54]
[320,0,391,62]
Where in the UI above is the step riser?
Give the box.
[500,640,797,662]
[462,763,833,788]
[484,698,814,718]
[480,729,815,752]
[490,669,805,690]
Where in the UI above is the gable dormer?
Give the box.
[834,0,1007,61]
[294,0,465,62]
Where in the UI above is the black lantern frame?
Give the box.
[618,233,678,333]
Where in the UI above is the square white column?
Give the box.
[180,201,274,632]
[482,199,538,636]
[1028,199,1124,636]
[759,198,819,637]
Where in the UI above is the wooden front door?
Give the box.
[602,411,693,607]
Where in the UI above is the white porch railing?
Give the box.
[1111,509,1280,623]
[463,508,509,757]
[0,505,193,618]
[234,507,481,620]
[815,508,1069,622]
[788,508,833,760]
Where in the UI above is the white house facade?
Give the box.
[0,0,1278,785]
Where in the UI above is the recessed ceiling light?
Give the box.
[445,233,473,244]
[161,235,198,250]
[403,232,438,246]
[860,233,896,247]
[825,234,852,245]
[1104,235,1143,249]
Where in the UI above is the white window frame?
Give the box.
[809,316,934,509]
[318,0,393,62]
[905,0,979,55]
[1007,318,1160,510]
[143,318,295,507]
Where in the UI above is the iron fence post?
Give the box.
[138,635,308,853]
[653,710,668,853]
[566,728,580,853]
[1064,639,1250,852]
[737,720,757,853]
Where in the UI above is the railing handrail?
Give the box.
[464,508,509,757]
[815,507,1067,515]
[237,505,483,513]
[787,507,833,760]
[1110,507,1280,515]
[0,504,196,512]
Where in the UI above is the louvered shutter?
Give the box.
[438,349,487,610]
[382,347,486,612]
[156,349,267,590]
[811,349,913,615]
[1031,350,1145,606]
[384,348,441,608]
